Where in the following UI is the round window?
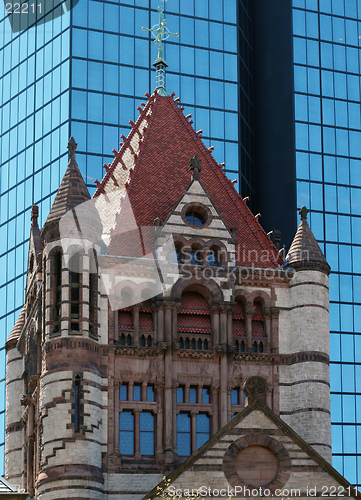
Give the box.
[185,211,205,227]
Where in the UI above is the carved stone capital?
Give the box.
[190,411,198,418]
[211,384,220,393]
[21,394,35,407]
[172,383,179,390]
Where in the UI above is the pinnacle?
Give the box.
[286,207,330,275]
[43,137,90,228]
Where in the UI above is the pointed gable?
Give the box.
[94,93,282,269]
[143,399,357,500]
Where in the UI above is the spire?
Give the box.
[286,206,330,275]
[42,137,90,237]
[142,6,179,96]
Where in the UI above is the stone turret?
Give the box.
[5,307,26,491]
[36,138,105,500]
[279,206,331,461]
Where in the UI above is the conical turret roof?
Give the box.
[6,305,26,350]
[286,206,330,275]
[44,137,90,227]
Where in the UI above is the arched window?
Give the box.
[69,253,81,331]
[139,300,153,334]
[207,245,220,267]
[190,244,203,265]
[197,338,202,350]
[253,341,258,352]
[53,252,62,333]
[74,375,81,433]
[178,292,211,342]
[89,250,98,336]
[140,335,146,346]
[174,243,183,264]
[147,335,152,347]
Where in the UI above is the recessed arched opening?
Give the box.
[208,245,220,267]
[178,291,211,348]
[190,243,203,266]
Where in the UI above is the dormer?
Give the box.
[161,154,236,268]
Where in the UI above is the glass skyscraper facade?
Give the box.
[0,0,244,474]
[292,0,361,486]
[2,0,361,487]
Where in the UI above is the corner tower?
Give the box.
[279,206,331,461]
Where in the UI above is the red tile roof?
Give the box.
[94,93,282,269]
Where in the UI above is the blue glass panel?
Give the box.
[332,425,343,454]
[331,394,342,422]
[119,385,128,401]
[177,413,191,455]
[140,412,154,455]
[133,384,141,401]
[119,411,134,455]
[293,9,306,37]
[189,387,197,403]
[177,387,184,403]
[294,65,307,92]
[202,388,210,404]
[231,389,238,405]
[147,386,154,402]
[196,414,210,449]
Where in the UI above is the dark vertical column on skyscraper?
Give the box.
[252,0,297,249]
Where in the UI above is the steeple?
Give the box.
[142,6,179,96]
[42,137,90,239]
[286,206,330,274]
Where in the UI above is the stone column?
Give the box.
[211,385,219,434]
[219,348,228,427]
[172,383,178,456]
[158,306,164,343]
[113,310,119,343]
[164,346,173,463]
[264,308,271,351]
[271,308,279,352]
[211,306,220,347]
[220,307,228,344]
[134,409,141,460]
[245,305,254,352]
[155,383,164,458]
[190,411,198,453]
[133,305,140,346]
[227,309,233,345]
[227,385,234,421]
[114,384,120,454]
[172,303,179,341]
[165,304,172,342]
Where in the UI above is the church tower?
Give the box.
[5,21,332,494]
[279,206,332,461]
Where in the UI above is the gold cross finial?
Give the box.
[142,6,179,63]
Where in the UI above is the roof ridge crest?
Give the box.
[94,95,156,197]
